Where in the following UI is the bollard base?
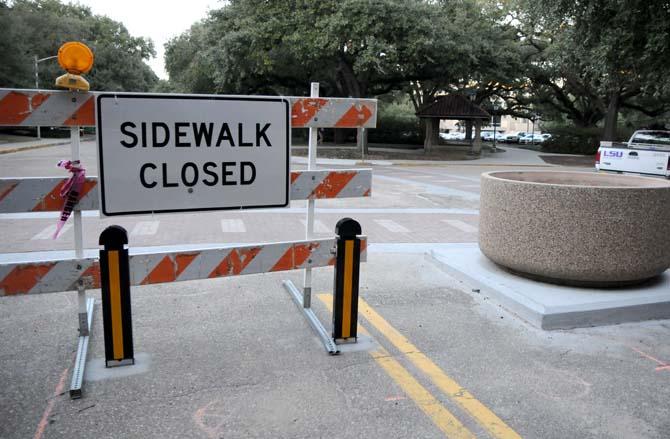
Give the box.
[105,358,135,368]
[335,337,357,345]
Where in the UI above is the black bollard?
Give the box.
[332,218,362,342]
[99,225,134,367]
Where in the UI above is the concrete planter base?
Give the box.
[479,171,670,287]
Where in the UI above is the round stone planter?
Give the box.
[479,171,670,287]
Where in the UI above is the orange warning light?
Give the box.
[57,42,94,75]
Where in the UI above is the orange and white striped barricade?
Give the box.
[0,86,376,394]
[0,169,371,214]
[0,89,376,129]
[0,237,368,296]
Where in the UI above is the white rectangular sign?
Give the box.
[96,94,290,216]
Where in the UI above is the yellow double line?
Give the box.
[318,294,521,439]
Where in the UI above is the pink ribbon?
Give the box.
[53,160,86,239]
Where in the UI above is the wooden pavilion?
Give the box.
[415,94,490,154]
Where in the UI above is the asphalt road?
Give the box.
[1,142,668,439]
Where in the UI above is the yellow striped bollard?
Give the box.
[332,218,362,343]
[99,225,134,367]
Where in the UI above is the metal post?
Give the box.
[358,127,366,161]
[332,218,362,343]
[33,54,58,139]
[69,124,93,397]
[34,55,40,139]
[492,104,499,152]
[70,126,88,335]
[302,82,319,309]
[531,117,535,146]
[69,295,94,398]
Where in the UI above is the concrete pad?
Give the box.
[430,243,670,330]
[85,353,152,382]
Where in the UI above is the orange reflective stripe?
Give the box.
[291,98,328,127]
[0,182,17,203]
[335,104,373,128]
[81,263,101,289]
[310,171,356,199]
[142,256,175,284]
[64,96,94,126]
[341,240,355,338]
[108,251,124,359]
[0,92,49,125]
[209,247,261,278]
[0,263,55,295]
[175,253,198,278]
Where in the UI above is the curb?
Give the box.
[0,140,71,155]
[291,156,556,167]
[356,160,556,167]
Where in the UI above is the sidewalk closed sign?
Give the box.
[96,94,290,216]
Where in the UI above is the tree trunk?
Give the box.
[430,118,440,148]
[602,91,620,141]
[335,56,367,150]
[471,121,482,155]
[334,129,347,145]
[335,57,362,98]
[408,81,438,113]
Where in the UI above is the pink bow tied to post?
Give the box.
[53,159,86,239]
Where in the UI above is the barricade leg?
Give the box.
[99,226,134,367]
[302,81,320,309]
[332,218,362,343]
[69,125,94,398]
[69,295,94,399]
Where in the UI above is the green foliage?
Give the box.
[0,0,158,91]
[368,115,424,145]
[164,22,215,93]
[540,127,603,155]
[164,0,486,98]
[515,0,670,136]
[368,99,424,145]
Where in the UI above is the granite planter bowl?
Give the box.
[479,171,670,287]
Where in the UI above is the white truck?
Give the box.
[596,130,670,179]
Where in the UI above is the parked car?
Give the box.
[519,133,546,144]
[500,132,517,143]
[440,131,466,141]
[481,130,505,142]
[500,131,522,143]
[518,134,532,143]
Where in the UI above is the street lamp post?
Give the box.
[531,115,536,146]
[492,104,499,152]
[33,54,58,139]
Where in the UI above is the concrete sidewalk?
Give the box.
[1,249,668,439]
